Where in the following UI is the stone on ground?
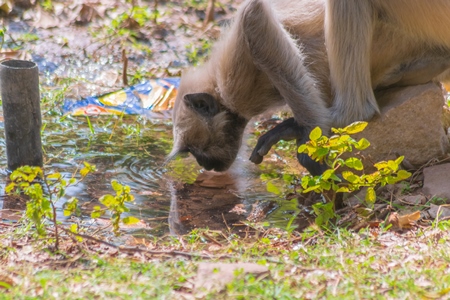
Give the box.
[353,83,449,169]
[194,262,269,296]
[422,163,450,201]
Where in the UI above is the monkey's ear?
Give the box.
[183,93,220,117]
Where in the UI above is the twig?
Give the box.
[61,227,226,259]
[203,0,215,27]
[202,232,223,246]
[122,49,128,86]
[42,171,59,251]
[222,212,231,233]
[154,0,159,24]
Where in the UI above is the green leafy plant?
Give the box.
[186,38,212,65]
[91,180,139,236]
[90,5,154,56]
[183,0,208,10]
[39,0,54,12]
[6,162,96,249]
[298,121,411,226]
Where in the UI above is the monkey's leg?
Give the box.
[325,0,379,127]
[241,0,330,132]
[381,56,450,88]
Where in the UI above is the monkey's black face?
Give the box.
[169,92,249,172]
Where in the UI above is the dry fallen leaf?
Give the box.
[387,211,420,229]
[0,273,14,290]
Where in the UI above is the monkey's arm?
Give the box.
[250,118,305,164]
[249,117,326,175]
[241,0,330,132]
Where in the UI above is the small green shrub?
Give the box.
[298,122,411,226]
[6,163,96,248]
[91,180,139,236]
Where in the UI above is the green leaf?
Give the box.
[345,157,364,171]
[309,127,322,141]
[63,197,79,217]
[91,206,105,219]
[100,194,116,207]
[5,183,15,194]
[331,127,344,135]
[374,161,389,170]
[355,138,370,150]
[80,167,89,177]
[125,194,135,202]
[70,223,78,233]
[343,121,368,134]
[47,173,62,180]
[365,187,376,204]
[395,156,404,166]
[320,180,332,191]
[298,144,307,153]
[111,180,122,192]
[336,186,350,193]
[301,175,313,189]
[80,161,97,177]
[330,174,342,182]
[387,160,399,172]
[303,185,321,193]
[321,169,334,181]
[122,216,140,225]
[342,171,360,184]
[316,147,329,158]
[397,170,412,180]
[267,181,281,195]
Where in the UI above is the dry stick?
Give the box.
[61,227,227,259]
[122,49,128,86]
[202,232,223,246]
[42,171,59,251]
[154,0,159,24]
[221,212,231,233]
[203,0,215,27]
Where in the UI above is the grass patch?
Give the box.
[2,225,450,299]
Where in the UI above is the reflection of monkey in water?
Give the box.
[169,0,450,175]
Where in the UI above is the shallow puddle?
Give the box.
[0,113,312,236]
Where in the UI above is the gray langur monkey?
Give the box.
[168,0,450,175]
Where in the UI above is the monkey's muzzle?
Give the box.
[192,153,231,172]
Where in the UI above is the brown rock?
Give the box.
[194,263,269,296]
[423,163,450,200]
[353,83,449,169]
[195,171,236,189]
[428,204,450,219]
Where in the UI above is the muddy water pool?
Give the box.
[0,113,311,236]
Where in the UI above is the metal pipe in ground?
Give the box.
[0,59,43,171]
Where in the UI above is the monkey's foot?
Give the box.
[330,98,380,128]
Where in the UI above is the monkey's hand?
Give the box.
[250,118,306,164]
